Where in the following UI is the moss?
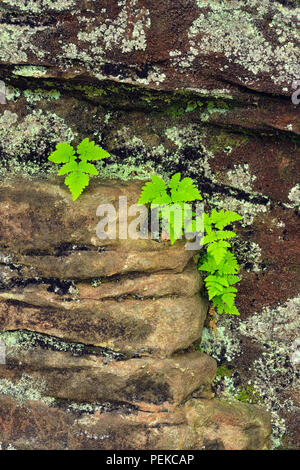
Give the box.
[236,384,261,404]
[216,364,234,378]
[205,129,250,155]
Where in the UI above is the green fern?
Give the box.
[48,138,110,200]
[138,172,202,244]
[138,173,243,316]
[199,207,242,315]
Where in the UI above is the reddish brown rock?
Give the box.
[184,398,272,450]
[0,348,216,407]
[0,394,271,450]
[0,0,299,102]
[0,295,207,357]
[0,395,196,450]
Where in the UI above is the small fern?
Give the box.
[197,208,242,315]
[48,138,110,200]
[138,174,243,316]
[138,172,202,244]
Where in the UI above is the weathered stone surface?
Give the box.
[0,342,216,407]
[0,0,299,102]
[184,398,272,450]
[0,178,192,252]
[0,178,207,357]
[0,295,207,357]
[0,266,201,302]
[0,393,271,450]
[77,267,201,299]
[0,0,296,449]
[0,395,196,450]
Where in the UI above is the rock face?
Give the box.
[0,179,271,450]
[0,0,298,449]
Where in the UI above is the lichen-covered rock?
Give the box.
[0,0,299,99]
[0,395,197,450]
[0,0,297,450]
[0,343,216,407]
[184,398,272,450]
[0,295,207,357]
[0,393,271,450]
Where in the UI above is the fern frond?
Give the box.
[170,177,202,202]
[138,175,167,205]
[77,138,110,161]
[78,161,98,175]
[203,230,236,244]
[65,172,89,201]
[58,161,79,175]
[210,209,243,230]
[48,142,75,164]
[207,240,231,265]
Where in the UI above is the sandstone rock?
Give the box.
[77,267,201,299]
[0,340,216,407]
[0,266,201,303]
[0,295,207,357]
[0,393,272,450]
[0,0,298,100]
[0,395,197,450]
[184,398,272,450]
[0,178,207,357]
[0,178,193,254]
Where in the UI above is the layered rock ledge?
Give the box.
[0,178,271,449]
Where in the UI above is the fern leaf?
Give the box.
[171,177,202,202]
[222,292,236,308]
[138,175,167,205]
[77,138,110,161]
[203,230,236,244]
[78,161,98,175]
[48,142,75,164]
[168,172,181,189]
[226,275,241,285]
[152,193,172,205]
[210,209,243,230]
[198,255,217,273]
[65,172,89,201]
[212,296,226,314]
[212,295,240,315]
[205,274,229,287]
[218,252,239,274]
[206,283,226,300]
[204,213,212,234]
[161,205,184,245]
[207,241,231,265]
[58,161,79,175]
